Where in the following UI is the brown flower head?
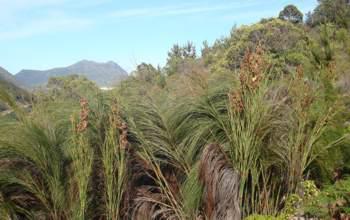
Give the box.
[118,122,129,150]
[239,44,267,90]
[296,65,304,80]
[76,98,89,133]
[228,90,244,113]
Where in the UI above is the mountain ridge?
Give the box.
[15,60,128,88]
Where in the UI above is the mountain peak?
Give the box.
[71,60,97,67]
[75,59,94,64]
[106,60,117,65]
[72,60,121,68]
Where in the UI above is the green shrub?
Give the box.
[245,214,287,220]
[303,177,350,218]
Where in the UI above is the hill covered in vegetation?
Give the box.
[15,60,128,88]
[0,67,30,112]
[0,0,350,219]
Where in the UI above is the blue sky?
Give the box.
[1,0,318,74]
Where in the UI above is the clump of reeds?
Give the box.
[101,99,128,220]
[70,97,94,220]
[227,45,279,215]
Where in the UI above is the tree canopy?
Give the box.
[278,4,303,24]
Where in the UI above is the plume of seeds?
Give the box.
[296,65,304,80]
[118,122,129,150]
[228,90,244,114]
[239,44,267,91]
[110,99,129,150]
[76,98,89,133]
[229,45,268,113]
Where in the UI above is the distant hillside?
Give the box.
[0,67,30,111]
[0,67,20,86]
[15,60,128,88]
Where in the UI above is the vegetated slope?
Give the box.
[15,60,128,88]
[0,67,20,86]
[0,67,30,111]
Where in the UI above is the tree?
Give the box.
[133,63,159,83]
[279,5,303,24]
[166,44,183,76]
[307,0,350,28]
[182,41,196,59]
[165,42,197,75]
[46,75,99,100]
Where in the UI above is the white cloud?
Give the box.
[0,0,67,7]
[0,0,110,12]
[0,0,264,40]
[0,0,67,14]
[109,1,261,19]
[0,15,92,40]
[0,0,96,40]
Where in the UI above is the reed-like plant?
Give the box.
[101,100,128,220]
[69,98,94,220]
[127,98,186,219]
[0,89,70,219]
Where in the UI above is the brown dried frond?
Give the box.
[239,44,267,90]
[163,168,180,200]
[121,156,150,219]
[199,144,241,220]
[131,186,179,220]
[228,90,244,113]
[76,98,89,132]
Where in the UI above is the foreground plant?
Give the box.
[0,90,70,219]
[101,100,128,220]
[69,98,94,220]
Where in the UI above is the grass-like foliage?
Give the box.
[1,1,350,218]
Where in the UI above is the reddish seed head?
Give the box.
[76,98,89,133]
[229,90,244,113]
[239,45,267,91]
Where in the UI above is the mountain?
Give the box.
[0,67,30,111]
[15,60,128,88]
[0,67,20,86]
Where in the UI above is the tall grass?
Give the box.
[0,45,347,219]
[0,90,70,219]
[175,46,345,217]
[69,99,94,220]
[127,99,186,219]
[101,100,128,220]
